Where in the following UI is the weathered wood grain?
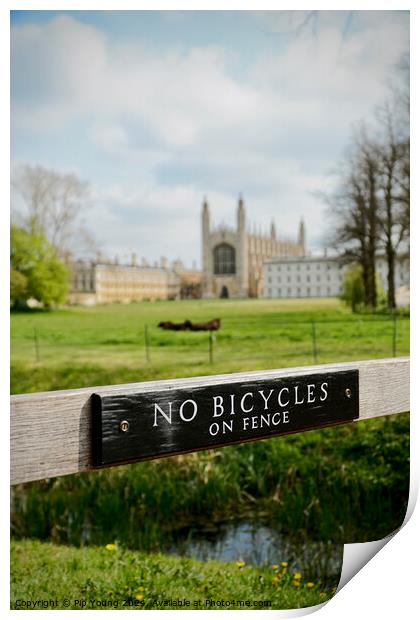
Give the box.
[10,357,409,485]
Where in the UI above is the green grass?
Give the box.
[11,298,409,394]
[10,298,410,609]
[11,540,332,610]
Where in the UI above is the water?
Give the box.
[168,521,343,586]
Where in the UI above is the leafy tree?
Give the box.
[10,225,69,308]
[341,265,365,312]
[10,268,28,307]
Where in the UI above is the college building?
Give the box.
[68,255,201,305]
[263,254,410,300]
[68,193,409,305]
[202,195,305,298]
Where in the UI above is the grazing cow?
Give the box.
[157,318,221,332]
[157,320,191,331]
[189,318,221,331]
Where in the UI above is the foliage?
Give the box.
[11,414,409,549]
[340,265,365,312]
[10,268,28,307]
[341,266,387,313]
[10,225,69,308]
[11,539,332,610]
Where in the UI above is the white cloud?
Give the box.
[10,12,409,264]
[11,13,408,149]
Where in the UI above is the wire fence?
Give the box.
[12,316,409,371]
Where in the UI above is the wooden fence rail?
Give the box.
[11,357,409,485]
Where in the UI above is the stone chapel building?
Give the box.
[201,195,306,298]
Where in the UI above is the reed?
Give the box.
[11,413,409,550]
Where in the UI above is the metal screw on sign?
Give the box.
[345,388,352,399]
[120,420,130,432]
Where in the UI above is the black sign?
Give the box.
[92,370,359,467]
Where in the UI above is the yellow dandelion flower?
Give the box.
[105,543,117,551]
[293,580,300,588]
[135,594,144,602]
[272,576,279,585]
[306,582,315,589]
[271,564,279,571]
[136,586,145,592]
[236,560,246,568]
[281,562,288,568]
[293,572,302,580]
[320,592,327,599]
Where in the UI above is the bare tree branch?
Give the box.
[11,165,95,258]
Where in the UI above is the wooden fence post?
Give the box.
[311,320,318,364]
[144,325,151,363]
[33,327,40,363]
[392,315,397,357]
[208,331,214,364]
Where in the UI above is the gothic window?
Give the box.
[213,243,236,275]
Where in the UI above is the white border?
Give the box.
[2,2,417,618]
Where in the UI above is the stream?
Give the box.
[168,520,343,586]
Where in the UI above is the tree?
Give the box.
[327,127,380,308]
[10,269,28,307]
[359,134,380,308]
[325,53,409,311]
[341,265,364,312]
[11,165,91,256]
[327,69,409,311]
[375,102,409,309]
[10,225,69,308]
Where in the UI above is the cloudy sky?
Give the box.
[10,10,409,266]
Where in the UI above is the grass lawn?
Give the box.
[11,540,331,610]
[10,298,409,610]
[10,298,409,394]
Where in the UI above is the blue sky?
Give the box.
[10,10,409,265]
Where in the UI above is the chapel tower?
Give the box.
[201,194,305,298]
